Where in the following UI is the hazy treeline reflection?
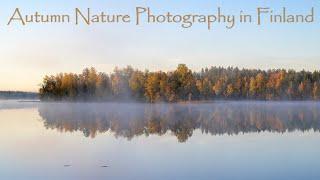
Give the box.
[38,102,320,142]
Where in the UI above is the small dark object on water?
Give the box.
[101,165,109,168]
[64,165,71,167]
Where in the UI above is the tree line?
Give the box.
[0,91,38,100]
[39,64,320,102]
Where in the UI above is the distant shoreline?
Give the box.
[0,91,38,100]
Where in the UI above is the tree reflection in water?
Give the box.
[38,102,320,143]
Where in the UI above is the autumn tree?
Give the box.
[171,64,197,101]
[145,72,162,102]
[96,72,111,100]
[196,78,213,100]
[313,82,320,100]
[129,70,146,100]
[213,77,227,98]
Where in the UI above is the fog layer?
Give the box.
[36,101,320,142]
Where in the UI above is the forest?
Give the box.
[39,64,320,102]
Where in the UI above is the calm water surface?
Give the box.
[0,100,320,180]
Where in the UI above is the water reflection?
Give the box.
[38,102,320,142]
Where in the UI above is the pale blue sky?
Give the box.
[0,0,319,91]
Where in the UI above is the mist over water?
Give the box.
[36,101,320,142]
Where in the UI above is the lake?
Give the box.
[0,100,320,180]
